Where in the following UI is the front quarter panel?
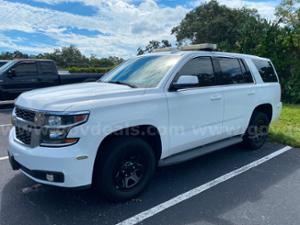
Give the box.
[67,91,169,166]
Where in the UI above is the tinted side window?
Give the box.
[239,59,254,83]
[218,57,252,84]
[177,57,215,87]
[14,63,37,76]
[253,59,278,82]
[39,62,56,74]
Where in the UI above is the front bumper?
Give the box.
[8,127,94,188]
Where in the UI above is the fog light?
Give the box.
[46,174,54,182]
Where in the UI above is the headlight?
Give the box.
[40,112,89,147]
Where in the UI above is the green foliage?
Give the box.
[137,40,172,55]
[270,104,300,147]
[171,0,300,103]
[0,46,123,70]
[66,66,114,74]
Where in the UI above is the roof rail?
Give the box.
[153,43,217,53]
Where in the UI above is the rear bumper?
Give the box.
[8,127,95,188]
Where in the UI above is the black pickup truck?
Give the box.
[0,60,9,67]
[0,59,103,100]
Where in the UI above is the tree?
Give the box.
[0,51,29,59]
[171,0,268,53]
[170,0,300,103]
[137,40,172,55]
[0,46,124,70]
[275,0,300,103]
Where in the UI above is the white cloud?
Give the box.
[192,0,278,21]
[0,0,281,57]
[0,0,188,57]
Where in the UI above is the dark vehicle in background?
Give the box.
[0,59,103,101]
[0,60,9,67]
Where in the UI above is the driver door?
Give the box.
[166,56,224,156]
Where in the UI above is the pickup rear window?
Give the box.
[253,59,278,82]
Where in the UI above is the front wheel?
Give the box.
[94,137,156,201]
[243,111,270,150]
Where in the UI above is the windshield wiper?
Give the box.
[104,80,137,88]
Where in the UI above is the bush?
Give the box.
[283,70,300,104]
[66,66,114,74]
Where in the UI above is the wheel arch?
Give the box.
[251,103,273,123]
[92,124,162,182]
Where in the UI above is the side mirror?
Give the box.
[170,75,199,91]
[7,69,16,78]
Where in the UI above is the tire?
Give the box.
[94,137,156,201]
[243,111,270,150]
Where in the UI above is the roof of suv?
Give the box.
[147,50,269,61]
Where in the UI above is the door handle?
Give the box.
[248,90,255,96]
[210,95,222,101]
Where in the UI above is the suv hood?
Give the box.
[15,82,146,111]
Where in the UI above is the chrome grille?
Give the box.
[15,107,36,122]
[14,107,40,146]
[16,127,32,145]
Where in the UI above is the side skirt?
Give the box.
[158,136,243,167]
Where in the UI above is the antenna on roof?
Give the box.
[152,43,217,53]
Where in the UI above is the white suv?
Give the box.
[8,45,282,201]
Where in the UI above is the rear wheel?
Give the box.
[94,137,156,201]
[243,111,270,150]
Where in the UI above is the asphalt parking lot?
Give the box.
[1,106,300,225]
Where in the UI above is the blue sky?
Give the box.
[0,0,282,58]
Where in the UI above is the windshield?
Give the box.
[100,55,181,88]
[0,60,15,74]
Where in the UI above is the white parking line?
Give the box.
[0,124,12,127]
[117,145,293,225]
[0,156,9,161]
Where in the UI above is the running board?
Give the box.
[159,136,243,167]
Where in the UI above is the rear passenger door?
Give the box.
[37,61,60,88]
[215,57,256,138]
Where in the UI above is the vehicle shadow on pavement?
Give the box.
[0,143,298,225]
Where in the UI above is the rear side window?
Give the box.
[177,57,216,87]
[253,59,278,82]
[39,61,56,74]
[218,57,253,84]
